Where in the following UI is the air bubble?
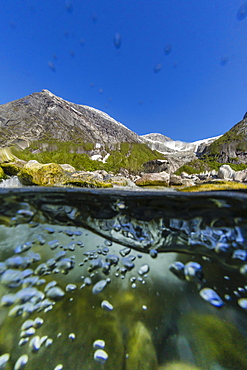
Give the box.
[15,243,32,254]
[66,284,77,292]
[169,261,185,280]
[138,264,149,276]
[93,339,105,349]
[149,249,158,258]
[1,293,15,307]
[34,317,44,328]
[21,319,34,331]
[101,300,114,311]
[46,286,65,300]
[0,353,10,369]
[92,280,108,294]
[199,288,224,307]
[54,365,63,370]
[94,349,108,364]
[120,248,131,257]
[68,333,75,340]
[238,298,247,309]
[14,354,28,369]
[29,336,41,352]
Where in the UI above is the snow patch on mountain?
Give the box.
[141,133,222,155]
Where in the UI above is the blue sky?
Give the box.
[1,0,247,141]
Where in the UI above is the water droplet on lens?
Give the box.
[237,2,247,20]
[0,353,10,369]
[153,63,162,73]
[14,354,28,369]
[94,349,108,364]
[113,33,122,49]
[164,43,172,55]
[101,300,113,311]
[199,288,224,307]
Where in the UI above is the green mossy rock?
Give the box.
[62,172,113,188]
[0,167,7,181]
[180,180,247,192]
[19,160,65,186]
[1,160,26,176]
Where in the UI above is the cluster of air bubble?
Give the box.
[169,256,247,310]
[0,217,155,368]
[91,212,247,267]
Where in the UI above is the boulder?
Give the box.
[107,175,130,187]
[0,167,6,181]
[169,174,184,186]
[19,161,65,186]
[1,159,27,176]
[18,160,114,188]
[218,165,235,180]
[142,159,169,173]
[62,171,112,188]
[233,169,247,182]
[135,172,170,187]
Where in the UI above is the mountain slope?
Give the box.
[203,116,247,164]
[0,89,141,147]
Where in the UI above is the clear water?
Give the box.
[0,188,246,370]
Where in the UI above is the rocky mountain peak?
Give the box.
[0,90,141,147]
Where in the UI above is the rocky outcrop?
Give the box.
[142,159,169,173]
[0,90,141,147]
[203,117,247,164]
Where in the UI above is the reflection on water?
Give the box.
[0,188,246,369]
